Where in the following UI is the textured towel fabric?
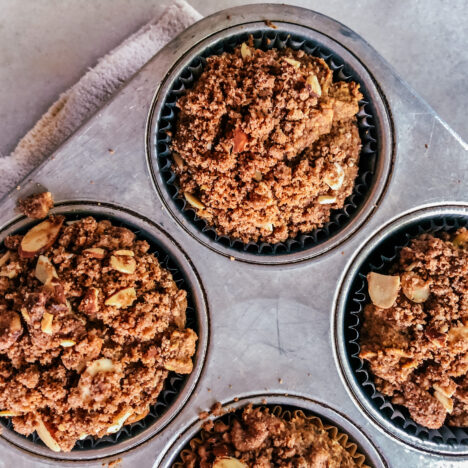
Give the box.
[0,0,201,199]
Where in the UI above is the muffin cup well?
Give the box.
[0,202,208,461]
[335,205,468,455]
[148,24,393,264]
[158,394,386,468]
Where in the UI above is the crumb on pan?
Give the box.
[360,228,468,429]
[18,192,54,219]
[172,41,363,244]
[0,216,198,451]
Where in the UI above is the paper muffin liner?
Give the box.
[0,213,199,452]
[344,214,468,446]
[173,404,370,467]
[156,29,379,255]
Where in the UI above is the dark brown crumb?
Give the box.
[264,19,278,29]
[18,192,54,219]
[211,401,224,416]
[199,411,209,420]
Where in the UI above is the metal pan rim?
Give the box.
[146,20,394,266]
[157,392,388,468]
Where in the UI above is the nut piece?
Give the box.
[233,128,248,153]
[324,163,344,190]
[0,410,20,417]
[367,272,400,309]
[114,250,134,257]
[172,153,184,169]
[18,192,54,219]
[110,255,136,274]
[240,42,251,59]
[433,382,456,398]
[401,272,430,303]
[318,195,337,205]
[35,255,58,285]
[306,74,322,97]
[434,390,453,414]
[41,312,54,335]
[107,409,133,434]
[213,457,248,468]
[105,287,137,309]
[0,251,11,267]
[83,247,106,259]
[453,230,468,248]
[19,216,64,258]
[184,192,205,210]
[60,339,76,348]
[253,171,263,182]
[79,287,100,315]
[36,416,61,452]
[85,358,115,377]
[283,57,301,68]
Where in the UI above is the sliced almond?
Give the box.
[79,287,100,315]
[184,192,205,210]
[367,272,400,309]
[21,308,30,322]
[35,255,58,285]
[240,42,251,59]
[36,416,61,452]
[306,73,322,96]
[318,195,336,205]
[114,249,134,257]
[324,163,344,190]
[10,312,22,332]
[60,339,76,348]
[434,390,453,413]
[79,433,88,440]
[172,153,184,169]
[401,272,430,303]
[213,457,248,468]
[359,350,377,360]
[0,251,11,267]
[453,231,468,248]
[19,217,64,258]
[0,263,21,279]
[110,255,136,274]
[263,223,274,232]
[105,287,136,309]
[0,410,20,417]
[83,247,106,259]
[127,406,150,424]
[448,325,468,344]
[107,409,133,434]
[85,358,115,377]
[41,312,54,335]
[253,171,263,182]
[283,57,301,68]
[433,382,456,398]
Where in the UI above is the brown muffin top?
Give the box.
[172,42,363,244]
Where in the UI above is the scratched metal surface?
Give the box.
[0,4,467,468]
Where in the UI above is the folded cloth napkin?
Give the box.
[0,0,201,199]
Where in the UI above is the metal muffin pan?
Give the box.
[147,21,393,265]
[158,394,387,467]
[0,201,209,461]
[0,4,466,468]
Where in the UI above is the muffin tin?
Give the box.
[0,4,466,468]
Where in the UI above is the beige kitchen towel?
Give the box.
[0,0,201,199]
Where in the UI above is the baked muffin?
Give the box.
[172,41,363,244]
[0,215,197,451]
[360,228,468,429]
[178,405,367,467]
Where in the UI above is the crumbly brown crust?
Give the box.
[0,216,197,451]
[18,192,54,219]
[181,405,360,467]
[172,42,363,244]
[360,228,468,429]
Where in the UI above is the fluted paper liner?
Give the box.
[345,214,468,447]
[155,29,380,256]
[174,405,370,467]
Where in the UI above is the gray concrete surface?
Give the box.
[0,0,466,159]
